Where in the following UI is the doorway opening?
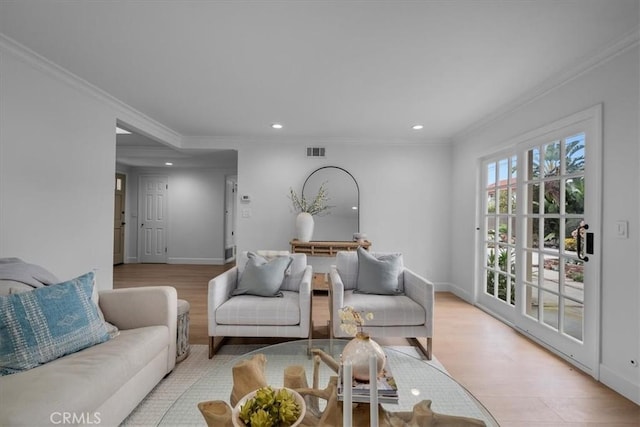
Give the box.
[114,121,238,266]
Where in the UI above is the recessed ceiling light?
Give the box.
[165,162,173,166]
[116,126,131,134]
[412,124,424,130]
[271,123,283,129]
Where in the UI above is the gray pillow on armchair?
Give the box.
[232,252,292,297]
[354,247,404,295]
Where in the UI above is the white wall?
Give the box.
[235,142,452,283]
[0,50,117,288]
[450,46,639,403]
[122,166,236,264]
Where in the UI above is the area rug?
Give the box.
[122,344,443,426]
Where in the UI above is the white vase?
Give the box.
[342,333,386,382]
[295,212,314,242]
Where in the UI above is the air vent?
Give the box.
[306,147,326,157]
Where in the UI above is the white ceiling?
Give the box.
[1,1,638,149]
[115,130,237,168]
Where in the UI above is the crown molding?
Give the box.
[0,32,449,149]
[0,33,183,148]
[453,25,640,143]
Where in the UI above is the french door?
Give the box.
[478,105,602,376]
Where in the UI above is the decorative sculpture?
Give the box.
[198,350,486,427]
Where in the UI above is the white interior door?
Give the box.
[113,173,126,265]
[478,105,602,376]
[139,175,168,263]
[224,176,237,262]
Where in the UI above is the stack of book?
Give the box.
[337,361,399,404]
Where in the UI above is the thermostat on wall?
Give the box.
[240,194,251,203]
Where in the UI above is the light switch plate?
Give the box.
[615,220,628,238]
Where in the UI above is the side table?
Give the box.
[176,298,190,362]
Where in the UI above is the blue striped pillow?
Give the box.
[0,272,110,376]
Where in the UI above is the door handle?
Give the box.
[576,223,590,262]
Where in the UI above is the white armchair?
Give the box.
[329,250,434,359]
[208,251,313,358]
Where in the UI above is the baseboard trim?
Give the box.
[435,282,475,304]
[599,364,640,405]
[167,257,225,265]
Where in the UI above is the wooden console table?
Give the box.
[290,240,371,292]
[290,240,371,256]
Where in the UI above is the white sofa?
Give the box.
[0,286,177,427]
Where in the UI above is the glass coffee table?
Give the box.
[159,339,498,426]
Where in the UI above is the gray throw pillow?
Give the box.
[233,252,292,297]
[355,247,403,295]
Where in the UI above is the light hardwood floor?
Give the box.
[113,264,639,426]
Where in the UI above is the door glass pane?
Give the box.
[487,190,496,214]
[497,245,510,272]
[542,254,560,293]
[565,176,584,214]
[486,218,496,242]
[564,218,581,255]
[542,291,559,330]
[524,217,540,249]
[564,134,585,173]
[487,162,496,186]
[508,275,515,305]
[525,285,539,320]
[498,217,509,242]
[543,141,561,177]
[529,147,540,179]
[564,259,584,302]
[486,269,496,296]
[523,250,538,285]
[543,180,561,213]
[509,216,517,243]
[486,244,497,268]
[497,273,510,302]
[528,183,540,214]
[496,188,504,214]
[543,218,560,249]
[563,299,583,341]
[498,158,508,182]
[511,155,517,180]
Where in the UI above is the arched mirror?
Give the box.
[302,166,359,241]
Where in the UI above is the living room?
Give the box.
[0,1,638,425]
